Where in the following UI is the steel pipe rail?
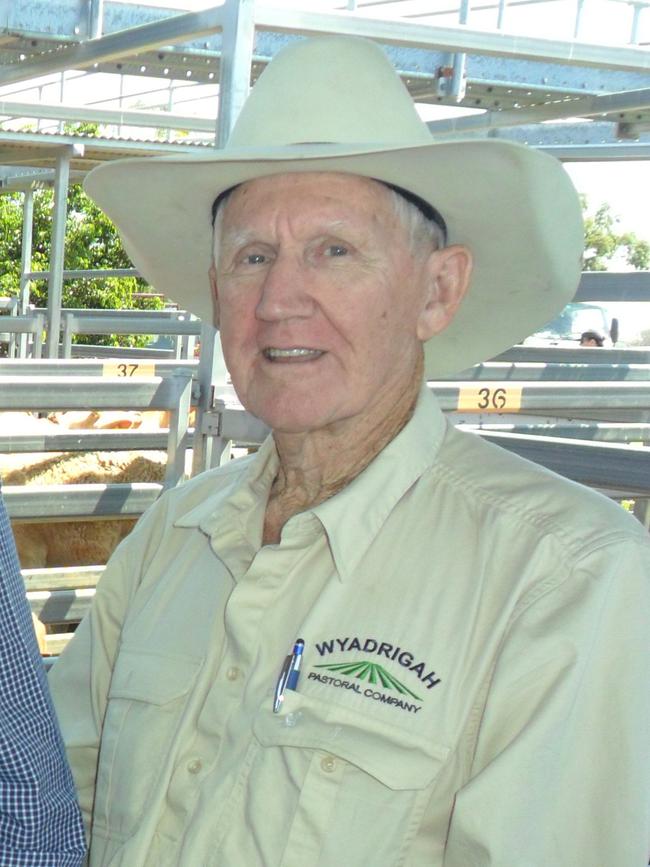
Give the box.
[22,565,104,593]
[475,431,650,495]
[493,347,650,365]
[60,311,201,359]
[0,315,45,334]
[59,308,193,319]
[25,269,140,280]
[69,344,179,360]
[23,567,100,656]
[3,482,161,520]
[61,313,201,334]
[0,374,192,411]
[27,588,97,625]
[0,358,198,377]
[0,313,45,358]
[428,381,650,414]
[459,422,650,444]
[1,430,173,454]
[450,362,650,382]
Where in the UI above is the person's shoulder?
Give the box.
[119,451,259,553]
[161,451,258,517]
[435,422,647,556]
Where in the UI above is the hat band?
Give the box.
[379,181,448,244]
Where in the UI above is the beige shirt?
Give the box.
[49,386,650,867]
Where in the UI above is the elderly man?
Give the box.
[0,486,86,865]
[49,37,649,866]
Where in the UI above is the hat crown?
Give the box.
[228,36,432,149]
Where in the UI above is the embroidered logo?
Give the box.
[313,661,422,700]
[306,636,442,715]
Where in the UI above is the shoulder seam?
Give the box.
[431,456,579,555]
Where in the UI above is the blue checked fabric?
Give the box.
[0,484,86,866]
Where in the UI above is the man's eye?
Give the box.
[324,244,348,258]
[243,253,267,265]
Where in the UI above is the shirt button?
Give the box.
[187,758,202,775]
[225,666,241,682]
[320,755,336,773]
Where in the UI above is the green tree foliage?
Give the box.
[0,184,163,346]
[632,327,650,347]
[0,193,23,296]
[582,195,650,271]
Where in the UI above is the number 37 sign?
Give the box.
[457,385,523,413]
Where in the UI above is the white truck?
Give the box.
[524,301,618,347]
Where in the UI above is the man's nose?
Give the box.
[255,255,315,321]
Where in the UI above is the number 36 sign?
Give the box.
[457,385,522,412]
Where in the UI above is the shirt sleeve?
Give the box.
[0,489,86,866]
[48,554,129,834]
[48,491,171,836]
[444,535,650,867]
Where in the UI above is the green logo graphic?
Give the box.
[313,660,422,700]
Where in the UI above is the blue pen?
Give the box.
[286,639,304,691]
[273,639,304,713]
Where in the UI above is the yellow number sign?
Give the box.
[457,385,522,413]
[103,362,156,378]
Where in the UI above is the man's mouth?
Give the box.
[263,347,325,361]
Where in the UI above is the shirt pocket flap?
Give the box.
[107,648,201,705]
[253,691,449,791]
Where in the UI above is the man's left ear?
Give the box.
[416,245,473,342]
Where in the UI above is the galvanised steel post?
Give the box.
[496,0,508,30]
[45,147,73,358]
[630,2,643,44]
[192,321,231,476]
[216,0,255,147]
[18,187,34,357]
[88,0,105,39]
[574,0,585,39]
[450,0,470,102]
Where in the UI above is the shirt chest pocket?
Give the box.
[93,648,201,841]
[248,691,449,867]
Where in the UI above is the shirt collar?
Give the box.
[313,384,446,582]
[174,434,278,538]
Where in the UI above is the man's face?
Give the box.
[211,172,466,434]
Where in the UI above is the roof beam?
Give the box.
[254,7,650,73]
[427,87,650,136]
[0,128,211,155]
[0,4,226,86]
[0,99,216,132]
[0,141,84,165]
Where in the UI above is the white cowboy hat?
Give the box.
[84,35,584,377]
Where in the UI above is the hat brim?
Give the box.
[84,138,583,378]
